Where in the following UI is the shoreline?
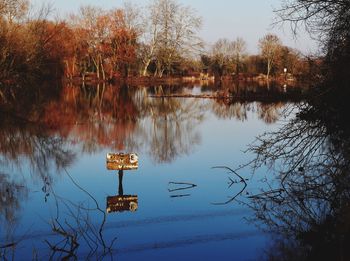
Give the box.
[63,74,302,87]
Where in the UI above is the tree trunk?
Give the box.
[267,59,271,80]
[92,57,100,80]
[100,56,105,80]
[142,59,151,76]
[72,56,76,77]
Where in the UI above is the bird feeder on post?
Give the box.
[106,153,139,213]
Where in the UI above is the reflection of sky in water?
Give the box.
[0,92,295,260]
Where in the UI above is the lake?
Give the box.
[0,83,302,260]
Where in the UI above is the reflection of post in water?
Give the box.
[118,170,123,196]
[106,153,138,213]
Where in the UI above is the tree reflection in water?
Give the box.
[257,102,286,124]
[40,82,302,163]
[0,81,310,259]
[43,83,141,154]
[211,100,286,124]
[45,169,115,260]
[211,100,251,121]
[245,102,350,260]
[0,117,75,195]
[145,93,207,164]
[42,83,208,164]
[0,173,28,254]
[211,82,301,124]
[0,168,115,260]
[0,116,76,259]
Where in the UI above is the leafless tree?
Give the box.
[138,0,162,76]
[259,34,282,80]
[210,37,247,78]
[70,6,108,80]
[0,0,28,23]
[211,38,235,77]
[139,0,202,77]
[275,0,349,40]
[232,37,247,75]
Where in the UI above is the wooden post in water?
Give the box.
[106,153,139,213]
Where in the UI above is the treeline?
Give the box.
[0,0,320,86]
[202,35,319,81]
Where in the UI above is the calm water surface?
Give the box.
[0,84,299,260]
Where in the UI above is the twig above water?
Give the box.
[212,166,248,186]
[212,166,248,205]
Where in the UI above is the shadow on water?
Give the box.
[240,98,350,260]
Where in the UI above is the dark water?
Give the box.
[0,83,302,260]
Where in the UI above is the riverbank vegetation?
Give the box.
[0,0,322,90]
[277,0,350,99]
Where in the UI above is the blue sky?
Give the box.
[31,0,318,54]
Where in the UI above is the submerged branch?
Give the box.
[168,181,197,192]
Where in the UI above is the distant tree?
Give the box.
[139,0,202,77]
[0,0,28,23]
[137,0,161,76]
[245,55,265,75]
[259,34,282,79]
[277,46,302,75]
[69,6,138,79]
[33,21,76,78]
[0,0,30,84]
[200,54,211,73]
[231,37,247,76]
[114,2,143,76]
[0,2,75,86]
[107,9,138,77]
[211,38,234,77]
[70,6,107,79]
